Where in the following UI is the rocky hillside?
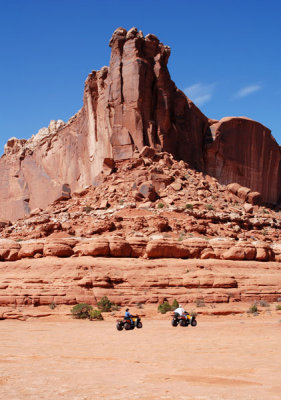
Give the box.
[0,147,281,312]
[0,27,280,222]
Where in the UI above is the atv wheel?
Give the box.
[191,319,197,327]
[171,319,178,327]
[124,322,131,330]
[136,321,142,329]
[116,322,123,331]
[180,319,187,327]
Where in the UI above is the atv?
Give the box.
[116,315,143,331]
[171,312,197,327]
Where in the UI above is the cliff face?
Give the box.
[0,27,280,221]
[205,117,281,204]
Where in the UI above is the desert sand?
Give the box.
[0,314,281,400]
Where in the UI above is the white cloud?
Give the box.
[184,82,216,106]
[234,84,262,99]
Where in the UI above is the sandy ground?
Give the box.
[0,315,281,400]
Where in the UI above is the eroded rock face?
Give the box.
[206,117,281,204]
[0,28,280,221]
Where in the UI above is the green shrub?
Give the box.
[275,304,281,311]
[185,203,194,210]
[248,303,258,314]
[49,302,56,310]
[97,296,112,312]
[206,204,214,211]
[71,303,93,319]
[157,202,165,209]
[89,309,103,320]
[171,299,179,310]
[158,301,172,314]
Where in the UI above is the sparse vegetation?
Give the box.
[171,299,179,310]
[157,202,165,209]
[185,203,194,210]
[89,309,103,320]
[71,303,93,319]
[178,234,185,241]
[206,204,214,211]
[248,303,258,314]
[158,301,172,314]
[119,199,125,205]
[275,304,281,311]
[49,302,56,310]
[97,296,113,312]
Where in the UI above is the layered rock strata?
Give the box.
[0,257,280,308]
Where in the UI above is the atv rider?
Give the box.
[124,308,133,326]
[174,304,189,319]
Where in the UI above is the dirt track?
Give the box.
[0,315,281,399]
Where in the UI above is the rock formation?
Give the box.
[0,27,280,222]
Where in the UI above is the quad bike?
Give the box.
[171,312,197,327]
[116,315,143,331]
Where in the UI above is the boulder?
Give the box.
[0,239,21,261]
[145,239,189,258]
[18,241,44,258]
[43,241,74,257]
[73,239,109,256]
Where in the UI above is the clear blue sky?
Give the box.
[0,0,280,155]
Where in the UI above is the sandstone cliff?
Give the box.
[0,27,280,221]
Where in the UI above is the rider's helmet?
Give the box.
[126,308,129,311]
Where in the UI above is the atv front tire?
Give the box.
[171,319,178,327]
[191,319,197,327]
[136,321,142,329]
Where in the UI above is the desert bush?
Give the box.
[71,303,93,319]
[97,296,114,312]
[171,299,179,310]
[49,302,56,310]
[206,204,214,211]
[248,303,258,314]
[89,309,103,320]
[275,304,281,310]
[158,301,172,314]
[259,300,269,307]
[111,304,120,311]
[185,203,194,210]
[157,202,165,209]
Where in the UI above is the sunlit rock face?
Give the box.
[0,27,280,221]
[205,117,281,204]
